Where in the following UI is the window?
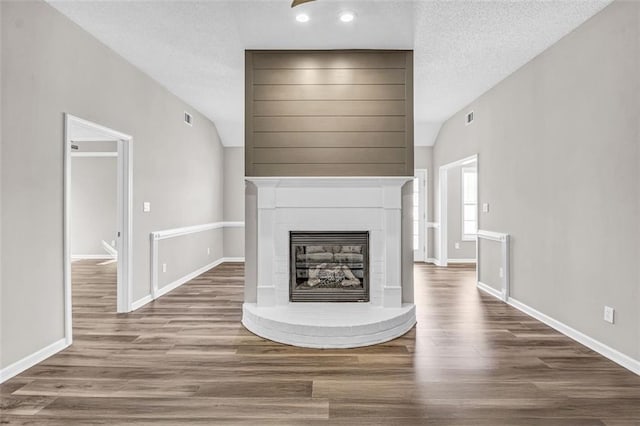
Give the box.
[462,167,477,240]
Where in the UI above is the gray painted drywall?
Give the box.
[478,238,502,293]
[157,229,224,289]
[71,157,117,256]
[447,163,476,261]
[223,147,245,258]
[433,1,640,360]
[1,1,224,369]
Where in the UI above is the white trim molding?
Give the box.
[476,229,510,301]
[71,254,114,260]
[64,114,134,353]
[437,154,478,267]
[143,222,246,310]
[477,281,503,300]
[0,339,69,383]
[71,152,118,158]
[447,258,477,264]
[507,297,640,376]
[152,221,244,241]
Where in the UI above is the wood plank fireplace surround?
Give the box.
[243,50,416,348]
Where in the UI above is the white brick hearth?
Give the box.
[242,177,416,348]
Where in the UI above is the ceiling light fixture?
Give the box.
[296,13,310,23]
[339,11,355,23]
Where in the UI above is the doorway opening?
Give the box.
[63,114,133,345]
[413,169,427,262]
[437,155,478,267]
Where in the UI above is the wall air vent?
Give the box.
[184,111,193,126]
[465,111,474,126]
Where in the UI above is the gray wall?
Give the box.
[447,163,476,261]
[433,1,639,360]
[245,50,414,177]
[71,157,117,256]
[223,147,245,258]
[1,1,224,369]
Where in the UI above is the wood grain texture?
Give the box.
[253,84,406,101]
[2,260,640,425]
[245,50,414,177]
[253,131,406,148]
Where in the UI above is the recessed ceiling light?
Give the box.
[296,13,310,23]
[339,11,355,23]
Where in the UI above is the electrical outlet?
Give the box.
[455,242,460,249]
[499,267,504,278]
[143,202,151,213]
[604,306,615,324]
[482,203,490,213]
[162,263,167,273]
[111,240,115,247]
[207,247,211,255]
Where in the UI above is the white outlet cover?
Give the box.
[162,263,167,273]
[455,242,460,249]
[499,267,504,278]
[482,203,490,213]
[143,202,151,212]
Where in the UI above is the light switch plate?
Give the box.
[162,263,167,273]
[482,203,490,213]
[143,202,151,213]
[455,242,460,249]
[604,306,615,324]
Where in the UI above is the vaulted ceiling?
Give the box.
[48,0,611,146]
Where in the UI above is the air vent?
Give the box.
[184,111,193,126]
[465,111,474,126]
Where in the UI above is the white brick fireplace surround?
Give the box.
[242,177,416,348]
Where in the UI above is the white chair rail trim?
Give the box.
[151,221,245,240]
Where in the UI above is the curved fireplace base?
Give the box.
[242,303,416,349]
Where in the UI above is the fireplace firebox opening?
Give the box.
[290,231,369,303]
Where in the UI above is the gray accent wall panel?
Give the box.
[246,50,414,177]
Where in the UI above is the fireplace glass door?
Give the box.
[290,231,369,302]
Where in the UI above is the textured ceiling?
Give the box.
[48,0,612,146]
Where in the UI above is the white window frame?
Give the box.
[461,167,477,241]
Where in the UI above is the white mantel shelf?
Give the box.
[243,176,416,348]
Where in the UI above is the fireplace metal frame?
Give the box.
[289,231,370,303]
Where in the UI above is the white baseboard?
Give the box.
[477,281,504,300]
[156,258,225,299]
[0,338,69,383]
[71,254,115,260]
[151,257,245,302]
[425,258,437,264]
[507,297,640,376]
[447,258,477,264]
[131,294,153,310]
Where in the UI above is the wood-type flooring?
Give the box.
[2,261,640,425]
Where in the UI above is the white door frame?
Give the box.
[437,154,477,267]
[413,169,427,262]
[63,114,133,345]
